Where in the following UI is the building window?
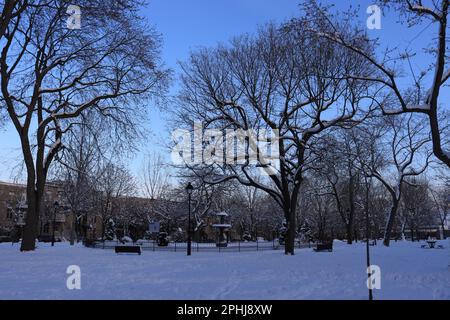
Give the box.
[6,208,13,219]
[43,224,49,233]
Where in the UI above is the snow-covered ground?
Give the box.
[0,240,449,300]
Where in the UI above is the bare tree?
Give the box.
[94,162,136,241]
[172,23,373,254]
[0,1,169,251]
[56,126,97,244]
[176,169,234,239]
[401,177,435,241]
[300,175,337,242]
[51,112,115,244]
[142,153,170,200]
[0,0,28,41]
[238,183,263,240]
[0,0,28,124]
[300,0,450,168]
[314,130,364,244]
[429,179,449,238]
[353,114,432,246]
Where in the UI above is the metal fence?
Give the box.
[86,239,313,252]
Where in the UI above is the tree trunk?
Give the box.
[284,208,296,255]
[82,215,88,241]
[347,173,356,244]
[284,191,299,255]
[20,189,40,251]
[346,224,353,245]
[101,219,106,241]
[438,219,446,239]
[18,113,54,251]
[400,219,406,240]
[70,211,76,245]
[383,200,399,247]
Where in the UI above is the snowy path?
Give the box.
[0,241,449,300]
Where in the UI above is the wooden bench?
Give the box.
[314,242,333,252]
[115,245,141,255]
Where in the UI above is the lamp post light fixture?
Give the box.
[185,182,194,256]
[51,201,59,247]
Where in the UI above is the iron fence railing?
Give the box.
[85,239,314,252]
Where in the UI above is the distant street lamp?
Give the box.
[185,182,194,256]
[51,201,59,247]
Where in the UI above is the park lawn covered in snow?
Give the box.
[0,240,449,300]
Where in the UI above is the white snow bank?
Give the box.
[0,240,448,300]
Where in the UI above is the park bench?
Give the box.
[115,245,141,255]
[0,236,12,243]
[314,241,333,252]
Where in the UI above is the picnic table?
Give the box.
[426,240,437,248]
[421,240,442,249]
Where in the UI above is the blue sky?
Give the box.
[0,0,444,182]
[141,0,303,170]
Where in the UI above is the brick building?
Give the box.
[0,181,102,241]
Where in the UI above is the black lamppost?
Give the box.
[185,182,193,256]
[364,178,373,301]
[51,201,59,247]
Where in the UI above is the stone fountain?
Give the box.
[212,212,231,247]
